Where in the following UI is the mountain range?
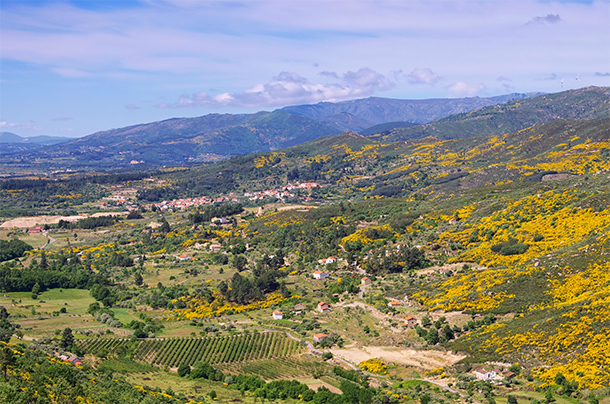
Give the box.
[1,87,608,171]
[0,132,71,154]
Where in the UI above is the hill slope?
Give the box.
[380,86,610,141]
[6,110,344,169]
[282,92,542,130]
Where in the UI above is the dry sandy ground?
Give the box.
[416,262,485,276]
[330,346,465,370]
[0,212,128,229]
[305,381,342,394]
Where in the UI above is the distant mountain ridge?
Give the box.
[380,86,610,141]
[2,88,606,171]
[0,131,71,154]
[282,92,543,131]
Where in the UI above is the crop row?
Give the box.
[77,332,302,367]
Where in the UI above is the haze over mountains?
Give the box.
[1,87,608,171]
[0,132,72,155]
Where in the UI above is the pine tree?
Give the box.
[60,327,74,349]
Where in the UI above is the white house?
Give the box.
[318,257,337,265]
[272,310,284,320]
[317,302,332,313]
[312,270,330,280]
[313,333,329,343]
[474,369,497,381]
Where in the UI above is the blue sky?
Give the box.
[1,0,609,138]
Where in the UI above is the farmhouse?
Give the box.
[388,301,401,307]
[293,304,307,315]
[312,270,330,280]
[361,277,372,286]
[474,369,497,381]
[27,226,43,233]
[318,256,337,265]
[313,333,329,343]
[272,310,284,320]
[317,302,332,313]
[404,316,418,327]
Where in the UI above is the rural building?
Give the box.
[209,244,222,252]
[404,316,418,327]
[272,310,284,320]
[388,301,401,307]
[312,270,330,279]
[313,333,329,343]
[474,369,497,381]
[439,269,454,276]
[211,217,230,224]
[361,277,372,286]
[317,302,331,313]
[293,304,307,315]
[27,226,43,233]
[318,256,337,265]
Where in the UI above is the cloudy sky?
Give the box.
[1,0,609,138]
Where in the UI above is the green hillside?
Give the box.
[1,94,610,403]
[380,86,610,141]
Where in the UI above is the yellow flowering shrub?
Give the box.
[359,358,388,374]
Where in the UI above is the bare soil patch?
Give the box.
[1,212,128,229]
[330,346,465,370]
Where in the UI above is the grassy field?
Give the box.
[0,229,49,249]
[0,288,130,339]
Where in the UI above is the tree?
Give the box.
[426,327,439,345]
[159,217,171,233]
[31,282,41,299]
[420,394,431,404]
[232,254,247,272]
[0,346,15,381]
[177,363,191,377]
[60,327,74,349]
[507,396,518,404]
[134,272,143,287]
[208,390,217,400]
[0,307,15,343]
[544,390,555,404]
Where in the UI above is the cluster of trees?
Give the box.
[189,203,244,224]
[0,344,183,404]
[415,317,456,345]
[0,177,107,217]
[491,238,529,256]
[0,239,32,263]
[0,252,110,293]
[180,360,375,403]
[219,251,287,304]
[0,306,19,343]
[57,215,117,230]
[365,246,428,274]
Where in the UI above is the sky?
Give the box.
[1,0,609,139]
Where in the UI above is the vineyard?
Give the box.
[218,356,332,380]
[77,332,304,368]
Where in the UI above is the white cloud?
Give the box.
[0,121,41,130]
[407,68,441,85]
[446,82,487,97]
[125,104,141,110]
[163,68,395,108]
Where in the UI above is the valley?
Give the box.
[0,88,609,404]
